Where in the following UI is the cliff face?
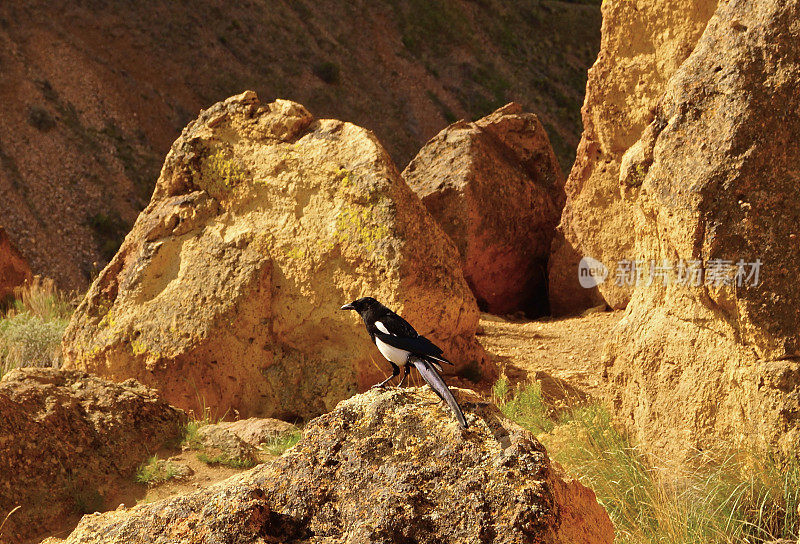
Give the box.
[548,0,717,315]
[603,0,800,462]
[0,0,600,291]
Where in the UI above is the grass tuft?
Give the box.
[495,379,800,544]
[182,404,256,468]
[181,404,227,450]
[135,455,183,485]
[196,452,255,469]
[262,430,302,457]
[0,278,74,378]
[493,375,553,434]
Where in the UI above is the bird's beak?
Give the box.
[340,303,355,311]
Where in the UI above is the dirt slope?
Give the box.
[0,0,600,290]
[478,310,622,402]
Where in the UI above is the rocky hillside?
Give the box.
[0,0,600,291]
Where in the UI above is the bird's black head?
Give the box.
[340,296,381,315]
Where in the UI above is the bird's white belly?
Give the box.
[375,337,410,365]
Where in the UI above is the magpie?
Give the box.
[340,296,468,429]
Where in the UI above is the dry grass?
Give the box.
[0,278,75,378]
[495,379,800,544]
[0,506,21,542]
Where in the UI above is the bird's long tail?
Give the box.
[409,355,468,429]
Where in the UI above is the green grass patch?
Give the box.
[493,376,554,434]
[196,452,255,469]
[182,419,204,450]
[135,455,182,485]
[262,430,302,457]
[495,379,800,544]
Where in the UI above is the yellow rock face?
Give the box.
[605,0,800,462]
[62,92,487,420]
[549,0,719,314]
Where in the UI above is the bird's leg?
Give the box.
[372,363,400,389]
[397,364,411,388]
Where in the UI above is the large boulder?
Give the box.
[403,103,564,316]
[548,0,718,315]
[62,92,487,421]
[46,387,614,544]
[603,0,800,461]
[0,368,186,544]
[0,227,31,304]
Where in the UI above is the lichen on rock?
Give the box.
[46,387,614,544]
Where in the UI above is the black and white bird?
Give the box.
[340,296,468,429]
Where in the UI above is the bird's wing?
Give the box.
[375,311,419,337]
[409,356,468,429]
[373,330,452,364]
[374,310,453,365]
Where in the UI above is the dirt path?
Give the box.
[36,448,279,543]
[477,310,623,403]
